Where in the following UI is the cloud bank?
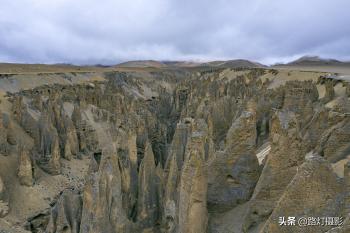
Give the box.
[1,0,350,64]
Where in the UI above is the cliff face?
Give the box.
[0,68,350,233]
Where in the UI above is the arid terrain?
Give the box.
[0,58,350,233]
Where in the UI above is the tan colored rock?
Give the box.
[0,110,8,155]
[0,177,4,200]
[0,176,9,218]
[71,104,82,128]
[178,130,208,233]
[155,163,164,224]
[20,107,40,145]
[325,161,350,233]
[116,132,138,220]
[62,115,79,160]
[63,138,73,161]
[243,110,307,231]
[282,80,318,112]
[346,83,350,97]
[137,142,159,229]
[32,93,43,111]
[12,95,24,123]
[163,153,179,233]
[316,119,350,162]
[37,112,61,175]
[282,81,318,126]
[48,136,62,175]
[6,119,17,145]
[5,66,350,233]
[17,145,33,186]
[262,153,344,233]
[344,161,350,217]
[208,109,260,211]
[0,200,9,218]
[325,216,350,233]
[324,80,335,102]
[46,189,82,233]
[80,152,130,233]
[75,120,99,153]
[165,121,191,171]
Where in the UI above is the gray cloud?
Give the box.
[0,0,349,64]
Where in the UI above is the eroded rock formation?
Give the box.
[1,67,350,233]
[17,145,33,186]
[0,176,9,218]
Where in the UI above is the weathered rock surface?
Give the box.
[1,67,350,233]
[17,145,33,186]
[0,175,9,218]
[208,108,260,211]
[243,109,308,231]
[262,153,345,233]
[37,112,61,175]
[136,142,160,229]
[163,153,179,233]
[0,110,10,155]
[80,152,131,233]
[178,130,208,233]
[46,189,82,233]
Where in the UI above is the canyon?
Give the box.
[0,61,350,233]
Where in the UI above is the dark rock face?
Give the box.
[0,111,7,155]
[46,189,83,233]
[208,108,260,211]
[0,111,15,155]
[37,112,61,175]
[2,68,350,233]
[136,142,160,229]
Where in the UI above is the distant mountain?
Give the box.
[115,60,167,68]
[115,59,265,69]
[283,56,347,66]
[202,59,266,68]
[162,61,202,67]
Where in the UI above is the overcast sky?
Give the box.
[0,0,349,65]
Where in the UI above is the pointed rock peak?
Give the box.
[345,160,350,170]
[39,109,52,125]
[0,110,3,128]
[127,132,138,164]
[246,99,257,114]
[88,154,100,173]
[155,162,163,178]
[18,145,33,187]
[165,153,179,199]
[0,176,4,198]
[271,109,298,130]
[185,146,205,170]
[344,161,350,187]
[72,104,82,124]
[155,159,162,169]
[143,142,155,167]
[299,151,337,178]
[169,153,178,174]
